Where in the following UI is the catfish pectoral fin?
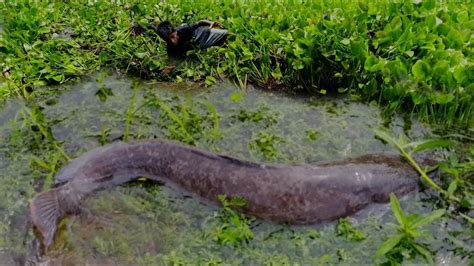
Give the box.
[28,188,62,248]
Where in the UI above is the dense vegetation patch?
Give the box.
[0,0,472,127]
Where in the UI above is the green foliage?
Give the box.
[375,193,445,264]
[0,0,472,126]
[250,131,283,160]
[145,94,222,145]
[234,106,279,127]
[336,218,366,242]
[95,86,114,103]
[29,151,63,190]
[213,195,254,246]
[19,106,70,160]
[374,129,446,195]
[305,129,319,141]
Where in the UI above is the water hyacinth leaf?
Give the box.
[374,234,403,258]
[457,10,468,23]
[350,40,368,61]
[412,60,431,80]
[432,61,449,77]
[410,92,427,105]
[358,1,368,11]
[388,16,402,31]
[453,66,466,83]
[385,59,407,80]
[431,92,455,105]
[340,38,350,45]
[422,0,436,10]
[367,3,378,15]
[364,55,378,70]
[447,29,463,48]
[364,55,384,72]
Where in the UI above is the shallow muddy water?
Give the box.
[0,73,470,264]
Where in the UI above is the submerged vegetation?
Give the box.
[1,0,473,127]
[0,71,472,264]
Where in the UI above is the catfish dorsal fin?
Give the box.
[28,188,62,248]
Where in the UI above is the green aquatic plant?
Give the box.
[212,195,254,246]
[374,129,450,197]
[30,151,63,190]
[305,129,319,141]
[250,131,284,160]
[146,94,221,145]
[336,218,366,242]
[375,193,445,264]
[95,85,114,103]
[234,106,279,127]
[21,106,70,160]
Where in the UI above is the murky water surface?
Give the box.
[0,73,469,264]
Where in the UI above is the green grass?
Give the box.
[0,0,472,128]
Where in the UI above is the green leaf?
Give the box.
[364,55,384,72]
[205,76,217,87]
[374,234,403,258]
[433,61,449,77]
[134,52,146,59]
[388,16,402,30]
[447,180,458,195]
[340,38,350,45]
[453,66,466,83]
[411,243,434,264]
[351,40,368,61]
[411,209,445,228]
[374,129,402,151]
[431,92,455,105]
[412,60,431,80]
[409,139,454,154]
[405,50,414,57]
[385,59,407,80]
[51,75,64,82]
[447,29,463,48]
[229,91,245,102]
[390,193,406,225]
[422,0,436,10]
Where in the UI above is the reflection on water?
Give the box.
[0,73,468,265]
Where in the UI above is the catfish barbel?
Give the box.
[28,140,421,247]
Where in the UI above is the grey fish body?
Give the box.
[29,140,419,247]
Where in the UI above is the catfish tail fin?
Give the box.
[28,188,63,248]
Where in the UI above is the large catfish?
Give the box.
[29,140,421,247]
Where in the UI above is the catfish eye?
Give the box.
[52,179,68,187]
